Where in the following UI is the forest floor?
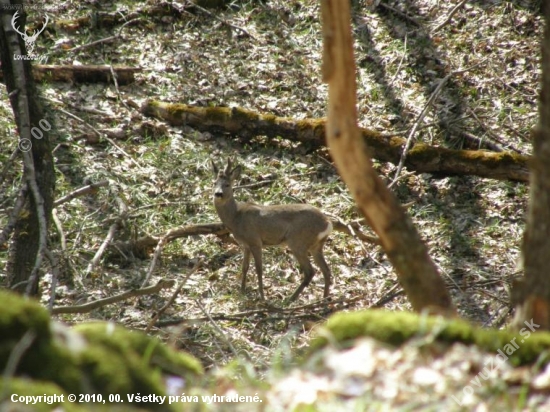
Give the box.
[0,0,544,410]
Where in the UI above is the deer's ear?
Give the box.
[210,159,219,176]
[231,165,242,180]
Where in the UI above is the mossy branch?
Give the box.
[142,100,529,183]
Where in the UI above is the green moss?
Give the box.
[229,107,257,122]
[203,106,233,123]
[0,292,83,393]
[0,291,51,340]
[74,322,203,378]
[310,310,550,366]
[0,378,84,412]
[0,291,203,412]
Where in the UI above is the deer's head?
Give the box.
[211,158,241,204]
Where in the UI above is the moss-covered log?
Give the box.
[311,310,550,366]
[142,100,529,183]
[0,291,203,411]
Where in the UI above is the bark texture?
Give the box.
[320,0,454,314]
[0,3,55,295]
[513,3,550,330]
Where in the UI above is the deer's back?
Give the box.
[233,202,330,247]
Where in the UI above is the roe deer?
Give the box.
[211,158,366,302]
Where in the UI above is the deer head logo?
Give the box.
[11,11,49,55]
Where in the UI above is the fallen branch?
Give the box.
[51,279,175,315]
[186,0,256,40]
[432,0,469,33]
[0,64,141,85]
[112,223,230,261]
[85,196,128,277]
[155,292,373,327]
[54,180,109,207]
[146,260,201,332]
[142,101,530,183]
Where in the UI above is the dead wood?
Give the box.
[51,279,175,315]
[112,223,230,259]
[0,65,140,85]
[142,100,529,183]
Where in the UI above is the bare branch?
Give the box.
[145,260,202,333]
[432,0,469,33]
[51,279,175,315]
[57,107,143,170]
[84,222,120,277]
[54,180,109,207]
[391,60,487,186]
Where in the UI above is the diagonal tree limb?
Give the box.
[320,0,454,314]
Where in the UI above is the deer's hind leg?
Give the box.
[310,241,332,298]
[287,246,316,302]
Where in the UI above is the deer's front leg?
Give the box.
[241,247,251,293]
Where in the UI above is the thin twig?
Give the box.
[371,283,403,307]
[390,33,407,86]
[68,35,118,53]
[141,236,168,288]
[57,107,143,169]
[51,209,66,250]
[109,64,131,110]
[84,222,120,277]
[390,60,486,186]
[145,260,202,332]
[69,17,142,53]
[186,0,257,40]
[378,2,421,26]
[432,0,469,33]
[23,151,48,296]
[45,249,59,312]
[236,171,317,190]
[466,107,525,154]
[51,279,176,314]
[85,191,128,277]
[195,298,250,361]
[0,330,36,402]
[54,180,109,207]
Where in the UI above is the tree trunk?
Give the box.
[0,3,55,295]
[512,3,550,330]
[320,0,454,314]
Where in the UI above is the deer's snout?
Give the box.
[214,185,224,198]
